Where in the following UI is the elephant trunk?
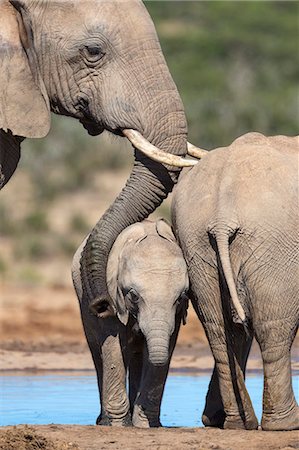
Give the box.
[80,28,188,312]
[80,112,187,313]
[144,321,172,367]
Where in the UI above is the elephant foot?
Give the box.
[132,405,161,428]
[261,405,299,431]
[202,409,226,428]
[224,414,258,430]
[96,412,132,427]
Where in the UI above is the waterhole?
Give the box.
[1,373,298,427]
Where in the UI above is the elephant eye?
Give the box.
[127,289,139,304]
[124,289,140,319]
[84,45,105,62]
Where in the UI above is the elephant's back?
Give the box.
[172,132,298,259]
[174,133,298,224]
[215,133,298,228]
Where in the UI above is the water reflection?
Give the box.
[0,373,298,427]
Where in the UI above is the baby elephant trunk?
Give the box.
[144,320,173,367]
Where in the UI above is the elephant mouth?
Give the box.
[80,119,207,166]
[79,118,105,136]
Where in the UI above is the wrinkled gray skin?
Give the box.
[72,219,189,427]
[172,133,299,431]
[0,0,187,318]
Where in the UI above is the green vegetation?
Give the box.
[146,1,298,147]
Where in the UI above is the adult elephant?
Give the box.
[0,0,203,314]
[172,133,299,431]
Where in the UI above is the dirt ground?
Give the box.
[0,283,298,449]
[0,425,298,450]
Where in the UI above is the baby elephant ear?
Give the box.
[0,2,50,138]
[115,286,129,326]
[156,218,176,243]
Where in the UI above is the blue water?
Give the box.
[0,373,298,427]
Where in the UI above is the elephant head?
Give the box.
[105,219,189,366]
[0,0,203,312]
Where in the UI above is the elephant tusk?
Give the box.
[122,129,198,167]
[187,142,209,159]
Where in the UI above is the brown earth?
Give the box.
[0,425,298,450]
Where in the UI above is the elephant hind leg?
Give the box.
[203,320,258,430]
[202,325,253,428]
[255,318,299,431]
[202,367,225,428]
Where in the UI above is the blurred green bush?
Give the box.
[146,1,298,147]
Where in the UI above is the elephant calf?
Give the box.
[72,219,189,427]
[172,133,299,431]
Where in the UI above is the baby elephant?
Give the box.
[72,219,189,427]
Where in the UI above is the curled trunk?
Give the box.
[80,116,187,312]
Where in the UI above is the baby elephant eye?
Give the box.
[124,289,140,319]
[127,289,139,303]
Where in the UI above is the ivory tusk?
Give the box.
[187,142,209,159]
[123,129,198,167]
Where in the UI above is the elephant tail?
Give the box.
[213,229,246,325]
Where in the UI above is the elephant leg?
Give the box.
[255,318,299,431]
[128,350,143,412]
[132,318,180,428]
[190,267,258,432]
[202,367,225,427]
[202,327,253,428]
[80,302,131,426]
[203,320,258,430]
[128,332,144,412]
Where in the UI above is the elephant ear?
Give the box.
[115,285,129,326]
[106,223,146,324]
[155,218,176,243]
[0,1,50,138]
